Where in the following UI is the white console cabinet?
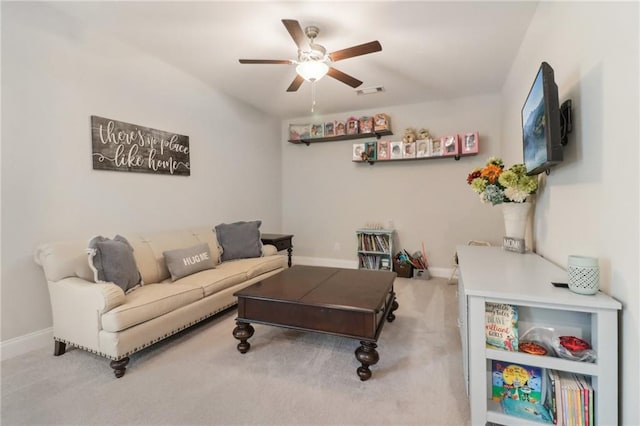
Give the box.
[457,245,621,426]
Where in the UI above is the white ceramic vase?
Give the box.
[502,202,532,239]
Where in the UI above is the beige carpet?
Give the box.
[1,277,470,425]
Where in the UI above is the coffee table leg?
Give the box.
[233,321,254,354]
[355,341,379,381]
[387,299,399,322]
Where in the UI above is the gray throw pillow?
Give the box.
[87,235,142,293]
[215,220,263,262]
[163,243,215,281]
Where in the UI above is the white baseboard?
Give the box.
[293,256,358,269]
[293,256,453,279]
[1,327,53,361]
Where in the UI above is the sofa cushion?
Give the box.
[101,283,202,332]
[127,228,224,284]
[171,267,247,297]
[164,243,215,281]
[215,221,263,261]
[244,256,288,279]
[217,255,287,281]
[87,235,142,293]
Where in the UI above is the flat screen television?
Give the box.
[521,62,564,176]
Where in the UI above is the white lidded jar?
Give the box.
[568,255,600,295]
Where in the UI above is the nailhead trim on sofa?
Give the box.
[54,301,237,361]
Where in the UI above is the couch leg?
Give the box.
[110,357,129,378]
[54,341,66,356]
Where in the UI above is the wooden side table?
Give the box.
[260,233,294,267]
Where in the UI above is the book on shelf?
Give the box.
[364,141,377,161]
[353,143,365,161]
[577,374,593,426]
[547,370,593,426]
[501,399,553,424]
[380,258,391,270]
[390,141,403,159]
[403,141,416,158]
[377,140,390,160]
[485,302,518,351]
[324,121,335,137]
[491,360,546,405]
[545,369,562,425]
[358,254,383,270]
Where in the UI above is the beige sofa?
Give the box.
[34,227,286,378]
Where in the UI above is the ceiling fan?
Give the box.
[239,19,382,92]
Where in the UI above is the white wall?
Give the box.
[500,2,639,424]
[282,95,503,271]
[1,3,282,342]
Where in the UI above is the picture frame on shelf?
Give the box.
[416,139,430,158]
[310,123,324,138]
[442,135,460,157]
[324,121,335,137]
[352,143,366,161]
[461,131,479,154]
[430,138,444,156]
[347,118,359,135]
[377,140,390,160]
[403,141,416,158]
[335,120,346,136]
[364,141,377,161]
[390,141,403,159]
[359,116,374,134]
[374,113,390,132]
[289,124,310,140]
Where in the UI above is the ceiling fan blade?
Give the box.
[282,19,307,50]
[239,59,293,64]
[287,75,305,92]
[328,41,382,62]
[327,67,363,88]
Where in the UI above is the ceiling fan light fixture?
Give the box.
[296,61,329,82]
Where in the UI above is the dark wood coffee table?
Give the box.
[232,265,398,381]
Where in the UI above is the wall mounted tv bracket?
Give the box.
[560,99,573,146]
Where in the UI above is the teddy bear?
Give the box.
[402,128,417,144]
[417,128,431,140]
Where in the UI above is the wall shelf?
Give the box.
[289,129,393,146]
[353,151,477,164]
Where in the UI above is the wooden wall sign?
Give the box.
[91,115,190,176]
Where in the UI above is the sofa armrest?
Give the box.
[47,277,125,352]
[262,244,277,256]
[50,277,125,314]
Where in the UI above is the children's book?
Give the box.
[310,123,324,138]
[390,141,403,159]
[485,302,518,350]
[403,141,416,158]
[576,374,591,426]
[324,121,335,137]
[288,124,310,140]
[416,139,430,158]
[501,399,553,423]
[491,361,545,405]
[377,140,390,160]
[545,369,562,425]
[364,141,377,161]
[359,116,374,134]
[352,143,365,161]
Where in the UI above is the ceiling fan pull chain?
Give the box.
[311,80,317,112]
